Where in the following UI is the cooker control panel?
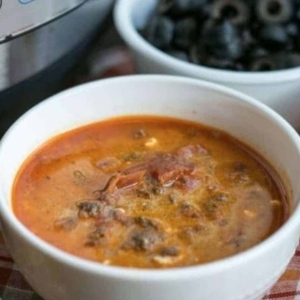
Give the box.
[0,0,87,43]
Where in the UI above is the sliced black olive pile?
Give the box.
[140,0,300,71]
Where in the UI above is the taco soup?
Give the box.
[12,116,288,269]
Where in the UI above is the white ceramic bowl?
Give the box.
[0,75,300,300]
[114,0,300,129]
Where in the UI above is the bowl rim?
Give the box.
[0,75,300,281]
[114,0,300,85]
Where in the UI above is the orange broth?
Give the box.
[12,116,288,268]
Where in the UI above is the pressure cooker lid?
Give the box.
[0,0,87,43]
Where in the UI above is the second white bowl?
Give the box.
[114,0,300,129]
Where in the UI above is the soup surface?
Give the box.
[12,116,288,268]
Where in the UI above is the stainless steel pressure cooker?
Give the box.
[0,0,113,135]
[0,0,113,92]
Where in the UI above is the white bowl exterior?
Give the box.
[0,214,296,300]
[114,0,300,130]
[0,76,300,300]
[133,53,300,130]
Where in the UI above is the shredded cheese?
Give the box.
[243,209,256,218]
[145,137,158,148]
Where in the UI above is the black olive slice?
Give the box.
[190,0,210,18]
[202,18,239,47]
[159,0,208,17]
[249,52,297,71]
[212,0,250,26]
[166,49,190,62]
[189,44,205,65]
[296,8,300,22]
[286,23,299,38]
[158,0,191,17]
[249,56,277,71]
[202,19,243,60]
[285,53,300,68]
[202,56,235,70]
[247,46,269,59]
[256,0,293,24]
[173,17,198,50]
[142,16,175,50]
[258,24,289,50]
[241,29,256,48]
[209,38,243,60]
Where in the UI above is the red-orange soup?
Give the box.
[12,116,288,268]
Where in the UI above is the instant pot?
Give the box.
[0,0,113,136]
